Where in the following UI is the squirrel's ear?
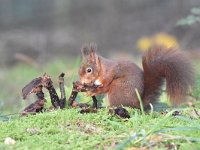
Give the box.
[81,44,90,59]
[89,43,97,63]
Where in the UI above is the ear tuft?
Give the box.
[81,44,90,57]
[81,43,98,63]
[89,43,97,63]
[89,43,97,54]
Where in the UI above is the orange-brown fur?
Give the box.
[79,43,194,108]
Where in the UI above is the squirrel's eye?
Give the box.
[86,67,92,73]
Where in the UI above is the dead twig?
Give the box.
[67,81,98,108]
[42,74,60,108]
[21,74,61,115]
[22,85,46,115]
[21,74,106,116]
[59,73,66,108]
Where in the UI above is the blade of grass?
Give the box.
[149,103,153,116]
[159,133,200,142]
[115,133,138,150]
[175,115,200,128]
[156,127,200,133]
[135,88,144,115]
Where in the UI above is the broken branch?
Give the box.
[21,86,46,116]
[59,73,66,108]
[42,74,60,108]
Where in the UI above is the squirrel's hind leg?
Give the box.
[107,76,143,108]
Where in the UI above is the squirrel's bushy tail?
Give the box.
[142,46,194,107]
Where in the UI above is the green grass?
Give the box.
[0,105,200,150]
[0,58,200,149]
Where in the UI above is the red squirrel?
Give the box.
[79,43,194,109]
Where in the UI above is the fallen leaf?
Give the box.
[26,128,40,135]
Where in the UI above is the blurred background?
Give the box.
[0,0,200,113]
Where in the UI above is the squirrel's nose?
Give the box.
[84,82,94,87]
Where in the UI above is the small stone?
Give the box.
[4,137,16,145]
